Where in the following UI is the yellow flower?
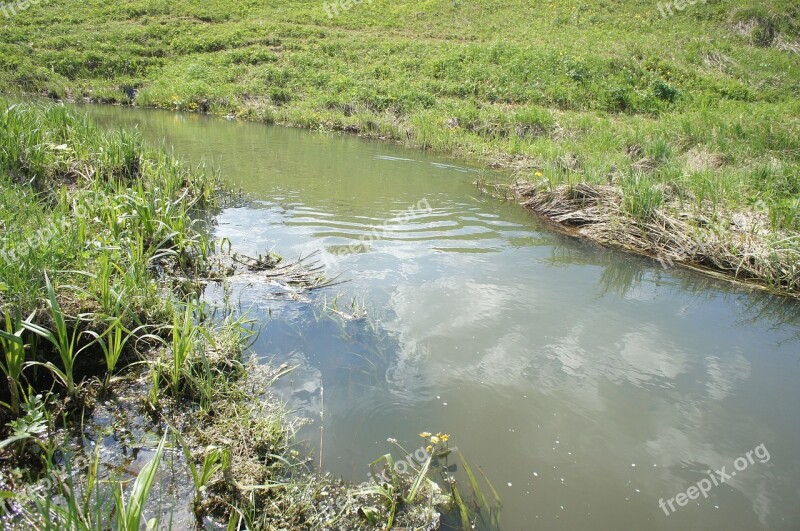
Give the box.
[430,436,440,444]
[535,171,543,177]
[419,431,432,438]
[426,445,433,452]
[440,434,450,442]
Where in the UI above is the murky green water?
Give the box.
[86,106,800,530]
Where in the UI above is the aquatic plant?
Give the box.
[166,299,200,399]
[174,428,230,513]
[85,317,149,390]
[0,309,34,415]
[0,393,49,453]
[22,274,97,399]
[113,436,166,531]
[352,433,501,529]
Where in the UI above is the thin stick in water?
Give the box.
[319,383,324,470]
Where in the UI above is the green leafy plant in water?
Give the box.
[113,435,166,531]
[417,431,502,530]
[14,434,166,529]
[158,301,252,410]
[167,299,200,398]
[85,317,152,391]
[356,453,402,528]
[0,309,35,415]
[354,433,447,528]
[28,441,107,528]
[0,392,49,452]
[183,345,217,413]
[22,273,97,398]
[174,428,229,513]
[459,451,502,529]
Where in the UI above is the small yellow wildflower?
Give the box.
[430,436,440,444]
[419,431,432,438]
[440,434,449,442]
[535,171,543,177]
[426,445,433,453]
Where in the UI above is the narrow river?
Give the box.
[87,106,800,530]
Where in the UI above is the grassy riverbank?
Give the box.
[0,100,484,529]
[2,0,797,293]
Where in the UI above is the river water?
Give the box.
[86,106,800,530]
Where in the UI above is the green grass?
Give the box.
[0,0,797,239]
[0,101,218,315]
[0,310,31,415]
[0,99,227,525]
[0,98,224,400]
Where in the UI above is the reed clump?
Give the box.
[508,179,800,295]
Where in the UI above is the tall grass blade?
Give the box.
[406,453,431,503]
[115,434,166,531]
